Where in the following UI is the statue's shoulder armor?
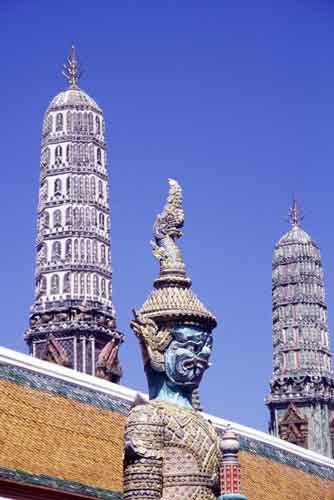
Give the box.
[125,400,164,460]
[127,399,164,426]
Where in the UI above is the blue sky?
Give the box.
[1,0,334,431]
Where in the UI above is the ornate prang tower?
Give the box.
[25,47,123,382]
[267,200,334,457]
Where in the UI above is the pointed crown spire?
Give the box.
[137,179,217,330]
[289,197,303,227]
[151,179,190,289]
[62,45,82,87]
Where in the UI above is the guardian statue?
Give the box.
[123,180,246,500]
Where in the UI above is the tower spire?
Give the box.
[267,203,334,457]
[25,49,122,383]
[62,45,82,87]
[289,197,303,227]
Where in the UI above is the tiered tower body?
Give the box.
[267,202,334,457]
[25,48,122,382]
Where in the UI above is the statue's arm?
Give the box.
[123,404,163,500]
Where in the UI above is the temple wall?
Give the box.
[0,347,333,500]
[240,452,333,500]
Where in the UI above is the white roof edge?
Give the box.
[0,345,333,469]
[203,411,334,468]
[0,345,139,402]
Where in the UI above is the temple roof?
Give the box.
[47,87,102,113]
[0,346,333,499]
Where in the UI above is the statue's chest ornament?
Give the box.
[156,403,220,475]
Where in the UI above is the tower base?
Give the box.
[25,300,123,383]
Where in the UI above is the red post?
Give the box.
[219,426,243,497]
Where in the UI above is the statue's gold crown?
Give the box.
[138,285,217,330]
[137,179,217,331]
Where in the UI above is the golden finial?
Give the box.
[62,45,82,87]
[289,197,303,227]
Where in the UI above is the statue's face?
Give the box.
[165,325,212,388]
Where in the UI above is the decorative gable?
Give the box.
[279,403,308,448]
[41,334,70,367]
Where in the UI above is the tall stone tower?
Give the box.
[25,47,123,382]
[267,201,334,457]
